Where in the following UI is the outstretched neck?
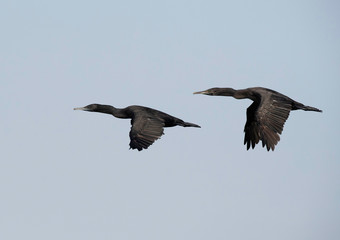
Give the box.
[94,105,129,119]
[216,88,256,100]
[215,88,236,97]
[215,88,248,99]
[233,89,255,100]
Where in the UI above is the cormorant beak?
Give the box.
[74,106,87,111]
[193,90,210,95]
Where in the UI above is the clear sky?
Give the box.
[1,1,339,239]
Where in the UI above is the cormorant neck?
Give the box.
[93,104,129,119]
[215,88,237,97]
[216,88,253,100]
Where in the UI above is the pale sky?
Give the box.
[1,1,339,240]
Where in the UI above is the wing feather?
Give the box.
[244,94,292,151]
[129,116,165,151]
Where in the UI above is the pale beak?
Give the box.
[193,90,208,95]
[74,107,87,111]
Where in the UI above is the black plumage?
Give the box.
[194,87,322,151]
[74,104,200,151]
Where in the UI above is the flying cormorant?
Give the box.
[74,104,200,151]
[194,87,322,151]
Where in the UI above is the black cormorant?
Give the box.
[74,104,200,151]
[194,87,322,151]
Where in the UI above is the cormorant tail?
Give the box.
[181,122,201,128]
[302,105,322,112]
[293,101,322,112]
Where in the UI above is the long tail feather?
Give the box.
[302,105,322,112]
[182,122,201,128]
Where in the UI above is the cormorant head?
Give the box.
[74,104,100,112]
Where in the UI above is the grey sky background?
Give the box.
[1,1,339,239]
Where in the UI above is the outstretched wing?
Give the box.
[244,95,292,151]
[129,115,165,151]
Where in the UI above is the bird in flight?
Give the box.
[194,87,322,151]
[74,104,200,151]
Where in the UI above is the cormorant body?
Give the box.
[74,104,200,151]
[194,87,322,151]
